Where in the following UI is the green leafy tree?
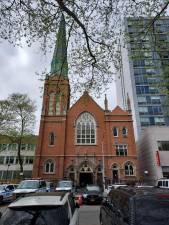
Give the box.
[0,93,36,175]
[0,100,13,132]
[0,0,169,93]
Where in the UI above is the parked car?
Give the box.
[0,191,79,225]
[83,185,103,204]
[55,180,73,192]
[13,179,47,200]
[111,183,127,189]
[100,186,169,225]
[0,184,16,203]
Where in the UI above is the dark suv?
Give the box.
[100,186,169,225]
[83,185,103,204]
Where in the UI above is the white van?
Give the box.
[157,179,169,189]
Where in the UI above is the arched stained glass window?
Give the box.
[76,112,96,144]
[125,162,134,176]
[44,160,55,173]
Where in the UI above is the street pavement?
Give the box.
[79,205,100,225]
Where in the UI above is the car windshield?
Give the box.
[0,185,5,191]
[86,186,100,192]
[135,196,169,225]
[57,181,72,188]
[0,206,69,225]
[17,181,39,189]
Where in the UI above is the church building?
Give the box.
[32,16,138,187]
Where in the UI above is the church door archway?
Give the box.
[79,163,93,187]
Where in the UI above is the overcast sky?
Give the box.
[0,40,117,135]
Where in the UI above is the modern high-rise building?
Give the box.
[117,17,169,140]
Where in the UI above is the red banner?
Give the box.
[156,151,161,166]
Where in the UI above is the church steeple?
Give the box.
[50,14,68,77]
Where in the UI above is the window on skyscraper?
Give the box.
[147,77,158,84]
[137,96,147,104]
[136,85,149,94]
[154,117,165,125]
[152,106,162,115]
[134,68,146,75]
[140,117,150,126]
[149,86,158,94]
[146,68,157,75]
[139,107,148,114]
[151,96,161,104]
[135,75,147,84]
[133,60,145,67]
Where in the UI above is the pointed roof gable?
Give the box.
[50,14,68,77]
[111,106,129,115]
[69,91,104,113]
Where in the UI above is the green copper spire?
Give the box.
[50,14,68,77]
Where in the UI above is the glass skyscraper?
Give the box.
[117,17,169,140]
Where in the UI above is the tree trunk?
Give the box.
[18,139,23,178]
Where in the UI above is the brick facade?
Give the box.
[32,15,137,187]
[32,76,138,186]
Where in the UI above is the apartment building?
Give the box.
[117,17,169,140]
[0,135,37,182]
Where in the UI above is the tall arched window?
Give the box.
[56,94,61,115]
[49,132,55,145]
[125,162,134,176]
[76,112,96,144]
[48,93,55,115]
[44,160,55,173]
[113,127,118,137]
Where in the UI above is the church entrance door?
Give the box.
[79,163,93,187]
[79,172,93,187]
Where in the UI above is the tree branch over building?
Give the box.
[0,0,168,93]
